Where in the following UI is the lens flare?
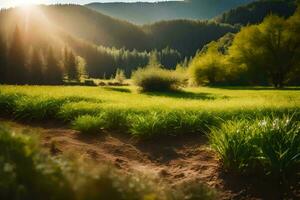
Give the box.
[11,0,48,7]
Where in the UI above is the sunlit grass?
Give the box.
[0,85,299,137]
[209,116,300,178]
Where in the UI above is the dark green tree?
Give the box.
[0,32,7,84]
[45,47,63,85]
[7,26,27,84]
[29,48,44,85]
[64,48,79,81]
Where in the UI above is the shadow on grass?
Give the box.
[103,87,131,93]
[211,86,300,91]
[135,134,208,163]
[144,90,221,100]
[218,170,300,200]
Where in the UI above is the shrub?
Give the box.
[189,42,227,86]
[210,116,300,178]
[132,66,185,92]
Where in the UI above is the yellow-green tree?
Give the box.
[189,42,226,85]
[228,8,300,88]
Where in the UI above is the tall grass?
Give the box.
[130,111,217,138]
[210,116,300,178]
[0,85,299,137]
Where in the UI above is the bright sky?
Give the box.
[1,0,181,8]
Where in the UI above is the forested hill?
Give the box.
[0,5,237,78]
[215,0,297,25]
[0,5,237,58]
[86,0,253,24]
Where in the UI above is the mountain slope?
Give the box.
[40,5,148,50]
[38,5,238,57]
[215,0,297,25]
[0,4,238,78]
[86,0,254,24]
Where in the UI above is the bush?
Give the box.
[210,116,300,178]
[189,42,227,86]
[132,65,185,92]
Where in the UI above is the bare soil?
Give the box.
[1,119,299,200]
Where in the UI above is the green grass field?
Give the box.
[0,85,299,137]
[0,85,299,198]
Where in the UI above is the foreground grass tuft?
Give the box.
[210,115,300,178]
[130,111,217,138]
[72,115,104,134]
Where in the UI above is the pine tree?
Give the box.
[64,48,79,81]
[0,32,7,84]
[45,47,63,85]
[7,26,27,84]
[115,68,126,84]
[29,48,44,85]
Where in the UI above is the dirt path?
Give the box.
[42,127,220,186]
[1,119,298,200]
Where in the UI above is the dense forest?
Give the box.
[86,0,253,24]
[215,0,297,25]
[36,5,237,58]
[0,1,299,86]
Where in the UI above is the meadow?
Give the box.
[0,85,299,199]
[0,85,299,137]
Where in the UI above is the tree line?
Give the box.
[0,25,183,85]
[215,0,297,25]
[0,26,80,85]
